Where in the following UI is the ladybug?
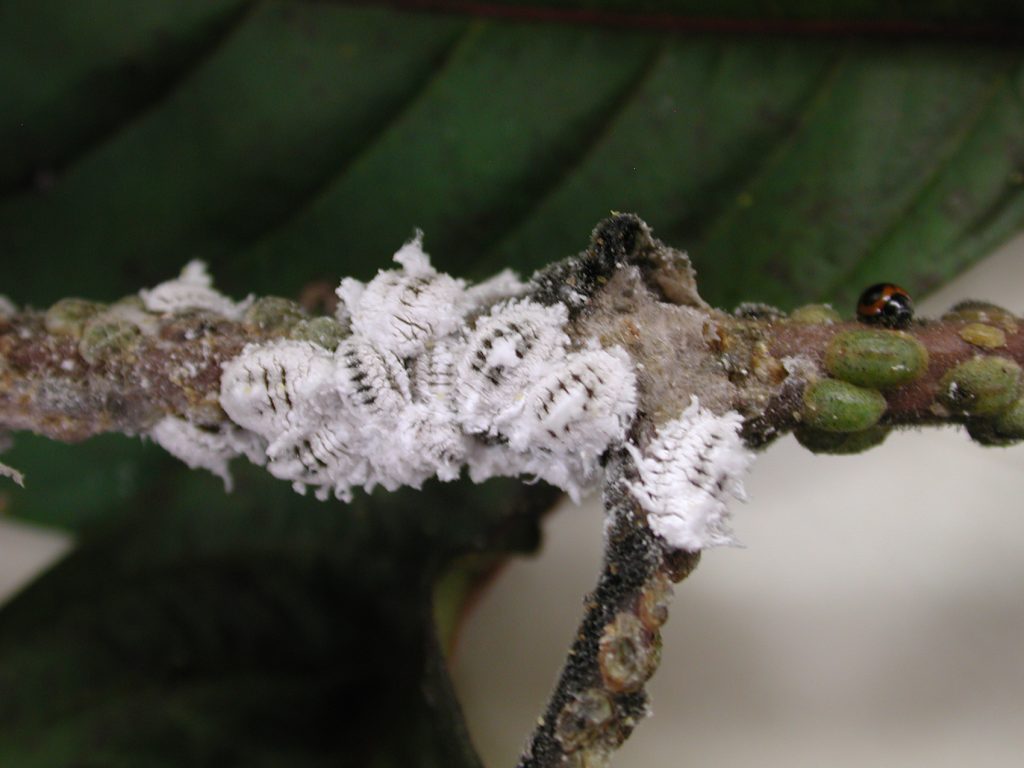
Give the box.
[856,283,913,329]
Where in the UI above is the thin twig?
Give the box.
[516,448,699,767]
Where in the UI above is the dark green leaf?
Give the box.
[3,3,1021,309]
[0,465,548,766]
[0,0,248,194]
[1,434,167,534]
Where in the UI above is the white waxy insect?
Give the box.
[334,339,411,422]
[266,421,367,499]
[220,340,338,436]
[395,340,468,484]
[336,233,467,358]
[505,346,637,458]
[454,298,571,435]
[192,236,646,506]
[626,397,754,552]
[140,260,251,319]
[410,339,460,406]
[397,403,467,483]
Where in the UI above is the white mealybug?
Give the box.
[454,298,571,435]
[149,416,264,491]
[397,402,468,483]
[459,347,637,502]
[404,340,467,483]
[410,339,459,405]
[334,339,411,422]
[195,234,646,506]
[505,346,637,456]
[140,260,252,319]
[266,421,368,501]
[220,340,338,436]
[336,233,467,358]
[626,397,754,552]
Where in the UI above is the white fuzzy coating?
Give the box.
[336,233,468,357]
[399,403,467,482]
[334,339,411,419]
[464,443,587,504]
[405,340,467,483]
[220,340,338,435]
[506,347,637,456]
[149,416,264,491]
[140,260,252,319]
[410,339,459,405]
[454,299,571,436]
[463,268,527,309]
[627,398,755,552]
[204,237,639,503]
[266,421,368,501]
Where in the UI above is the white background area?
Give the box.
[1,239,1023,766]
[0,516,69,604]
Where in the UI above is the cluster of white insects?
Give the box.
[144,235,753,552]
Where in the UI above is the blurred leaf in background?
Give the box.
[1,0,1023,764]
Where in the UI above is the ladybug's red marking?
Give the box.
[856,283,914,329]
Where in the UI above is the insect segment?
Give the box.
[265,421,368,500]
[220,340,338,435]
[335,231,470,359]
[856,283,914,329]
[625,397,753,552]
[334,339,411,419]
[505,347,637,458]
[454,298,571,436]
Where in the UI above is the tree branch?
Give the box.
[0,307,269,442]
[516,448,699,768]
[3,226,1021,448]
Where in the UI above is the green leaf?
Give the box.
[3,2,1022,309]
[0,465,549,766]
[2,1,1024,765]
[1,434,167,534]
[0,0,249,194]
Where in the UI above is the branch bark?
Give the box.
[516,448,699,768]
[0,306,282,441]
[4,216,1020,449]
